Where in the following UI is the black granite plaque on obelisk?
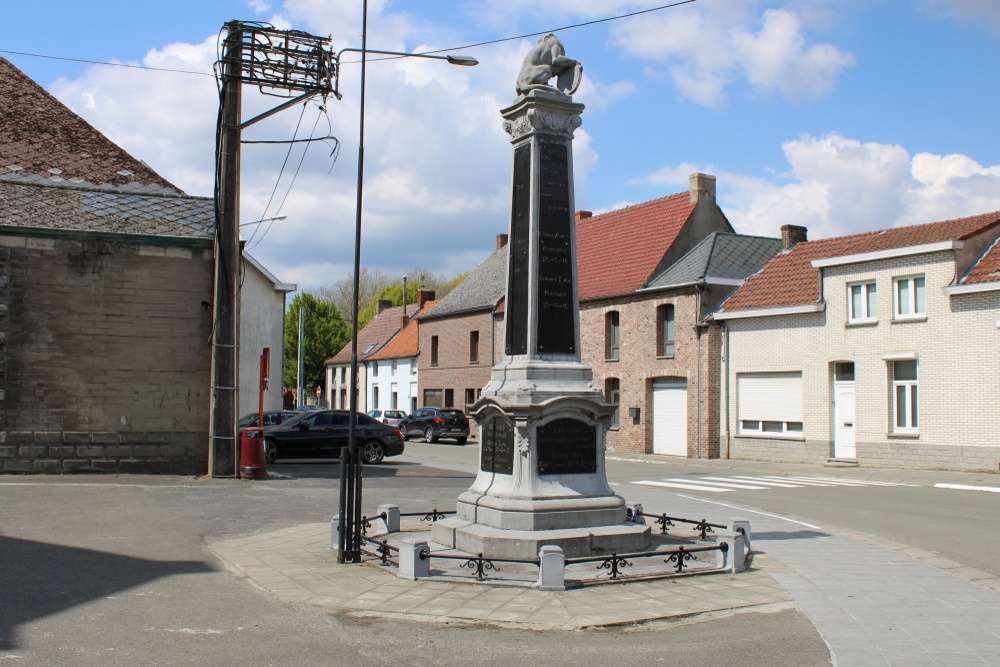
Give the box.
[537,418,597,475]
[505,145,531,356]
[536,140,575,354]
[480,415,515,475]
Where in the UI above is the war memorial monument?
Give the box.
[431,35,652,559]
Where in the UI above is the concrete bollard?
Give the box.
[625,503,646,524]
[376,504,400,535]
[713,530,746,573]
[537,545,566,591]
[729,517,751,550]
[398,538,430,580]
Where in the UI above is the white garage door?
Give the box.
[653,378,687,456]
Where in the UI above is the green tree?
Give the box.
[356,281,430,328]
[283,292,349,398]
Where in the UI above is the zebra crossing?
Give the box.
[632,474,907,493]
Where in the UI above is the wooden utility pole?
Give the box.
[209,21,244,477]
[208,21,334,476]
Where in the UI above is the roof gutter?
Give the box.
[811,240,962,268]
[713,302,826,320]
[637,276,744,294]
[943,281,1000,295]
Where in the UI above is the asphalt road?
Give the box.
[397,441,1000,577]
[5,443,997,665]
[0,459,832,666]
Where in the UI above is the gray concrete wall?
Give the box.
[238,259,287,418]
[0,231,213,474]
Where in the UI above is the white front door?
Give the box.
[652,378,687,456]
[834,382,856,459]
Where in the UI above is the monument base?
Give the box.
[432,517,650,560]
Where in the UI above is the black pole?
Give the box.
[337,445,349,562]
[338,0,369,564]
[210,22,242,477]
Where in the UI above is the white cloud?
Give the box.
[919,0,1000,32]
[646,134,1000,239]
[610,4,853,106]
[44,6,529,292]
[731,9,855,101]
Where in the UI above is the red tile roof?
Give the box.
[719,211,1000,313]
[367,301,438,361]
[576,193,696,300]
[963,232,1000,285]
[0,56,178,191]
[326,305,409,364]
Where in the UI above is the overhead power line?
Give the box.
[0,48,215,76]
[1,1,699,75]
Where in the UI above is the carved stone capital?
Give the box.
[501,91,585,143]
[503,107,582,142]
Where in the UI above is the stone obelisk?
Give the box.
[432,35,649,559]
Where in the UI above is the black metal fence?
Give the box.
[355,508,734,583]
[419,549,540,581]
[565,543,728,580]
[629,508,726,540]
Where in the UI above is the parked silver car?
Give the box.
[367,409,408,428]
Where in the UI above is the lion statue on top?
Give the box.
[516,34,583,97]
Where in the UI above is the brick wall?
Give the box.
[724,251,1000,472]
[0,232,213,474]
[418,310,497,435]
[580,289,720,457]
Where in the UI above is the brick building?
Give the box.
[416,174,780,457]
[416,237,508,436]
[325,290,436,413]
[576,174,780,456]
[715,212,1000,471]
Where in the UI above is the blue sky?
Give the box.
[3,0,999,292]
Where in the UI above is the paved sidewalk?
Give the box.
[210,523,792,630]
[210,460,1000,665]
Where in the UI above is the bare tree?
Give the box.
[318,267,393,324]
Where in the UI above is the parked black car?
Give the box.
[398,407,470,444]
[262,410,404,464]
[238,411,298,428]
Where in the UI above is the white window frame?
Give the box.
[893,275,926,320]
[892,360,918,433]
[737,372,804,439]
[847,281,877,323]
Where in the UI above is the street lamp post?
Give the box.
[335,6,478,564]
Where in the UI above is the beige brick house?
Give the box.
[715,212,1000,471]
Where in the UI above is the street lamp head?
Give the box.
[445,55,479,67]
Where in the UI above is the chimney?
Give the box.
[781,224,808,250]
[575,210,592,222]
[496,233,508,250]
[377,299,392,314]
[417,289,435,308]
[689,173,716,204]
